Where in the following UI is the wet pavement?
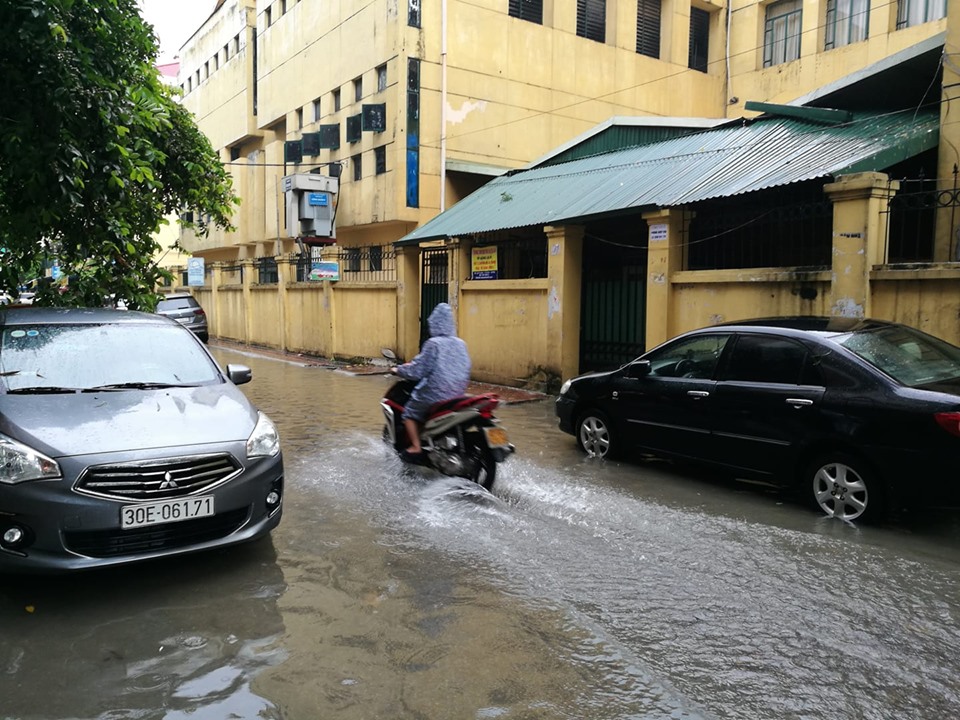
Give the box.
[2,344,960,719]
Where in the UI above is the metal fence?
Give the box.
[255,257,278,284]
[334,244,397,281]
[884,175,960,263]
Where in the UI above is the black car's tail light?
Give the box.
[934,412,960,438]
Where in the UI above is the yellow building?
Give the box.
[176,0,956,388]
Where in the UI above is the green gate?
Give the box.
[420,248,449,346]
[579,242,647,372]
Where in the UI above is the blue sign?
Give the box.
[308,192,329,207]
[51,264,62,281]
[187,257,205,286]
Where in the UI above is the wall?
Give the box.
[459,281,551,385]
[871,267,960,346]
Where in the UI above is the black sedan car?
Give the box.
[556,317,960,522]
[0,307,283,573]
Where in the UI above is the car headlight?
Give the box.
[246,412,280,458]
[0,434,62,484]
[559,379,573,396]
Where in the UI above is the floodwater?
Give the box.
[2,346,960,719]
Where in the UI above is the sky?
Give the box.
[138,0,216,64]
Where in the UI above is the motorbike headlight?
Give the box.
[246,412,281,458]
[559,379,573,396]
[0,434,62,484]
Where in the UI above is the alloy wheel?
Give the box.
[578,414,611,458]
[812,460,869,522]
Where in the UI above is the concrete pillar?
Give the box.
[643,208,683,349]
[210,262,222,340]
[276,255,291,352]
[241,258,254,343]
[823,172,899,319]
[396,245,421,362]
[936,0,960,260]
[545,224,583,383]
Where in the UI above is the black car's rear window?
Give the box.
[0,323,221,392]
[837,325,960,387]
[157,297,198,311]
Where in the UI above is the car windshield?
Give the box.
[157,297,197,311]
[0,323,222,392]
[837,325,960,387]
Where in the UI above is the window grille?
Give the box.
[334,245,396,280]
[688,7,709,72]
[825,0,869,49]
[763,0,802,68]
[375,146,386,174]
[896,0,946,29]
[636,0,660,58]
[469,236,547,279]
[508,0,543,24]
[576,0,605,43]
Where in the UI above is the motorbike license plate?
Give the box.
[484,426,510,448]
[121,496,215,529]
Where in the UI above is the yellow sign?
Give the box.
[471,246,498,280]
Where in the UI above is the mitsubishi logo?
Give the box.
[159,471,178,490]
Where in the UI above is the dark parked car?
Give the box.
[556,317,960,522]
[156,292,208,342]
[0,307,283,573]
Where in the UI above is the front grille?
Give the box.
[64,508,249,557]
[75,454,241,501]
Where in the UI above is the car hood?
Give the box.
[0,384,258,457]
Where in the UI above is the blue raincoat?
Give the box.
[395,303,471,421]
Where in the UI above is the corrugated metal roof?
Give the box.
[397,109,939,245]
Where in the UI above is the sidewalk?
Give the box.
[210,339,550,405]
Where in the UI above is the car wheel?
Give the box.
[807,452,884,523]
[198,332,209,343]
[576,410,614,459]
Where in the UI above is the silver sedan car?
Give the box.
[0,307,283,573]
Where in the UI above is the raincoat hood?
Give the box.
[428,303,456,337]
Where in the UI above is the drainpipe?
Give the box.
[440,0,448,211]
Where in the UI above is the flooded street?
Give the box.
[3,345,960,719]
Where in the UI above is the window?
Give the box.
[346,113,362,143]
[354,76,363,102]
[509,0,543,24]
[688,7,709,72]
[720,336,809,385]
[265,6,272,26]
[375,145,386,174]
[230,145,241,161]
[296,108,303,129]
[576,0,606,43]
[377,64,387,92]
[281,0,287,14]
[204,61,208,79]
[647,334,729,380]
[333,88,341,111]
[213,55,219,71]
[313,98,322,122]
[408,0,421,27]
[825,0,869,49]
[224,43,230,61]
[896,0,946,29]
[763,0,802,67]
[370,245,383,271]
[345,247,361,273]
[352,153,362,181]
[233,35,240,54]
[636,0,660,58]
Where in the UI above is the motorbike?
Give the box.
[380,349,514,490]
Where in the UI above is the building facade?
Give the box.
[174,0,956,387]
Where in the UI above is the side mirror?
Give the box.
[226,364,252,385]
[626,360,651,379]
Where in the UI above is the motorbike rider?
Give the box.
[390,302,471,463]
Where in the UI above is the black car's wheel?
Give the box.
[806,452,884,523]
[576,410,614,459]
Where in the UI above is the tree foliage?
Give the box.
[0,0,237,310]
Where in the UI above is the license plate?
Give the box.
[484,426,510,448]
[175,317,191,324]
[121,496,215,529]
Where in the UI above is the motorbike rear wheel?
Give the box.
[466,439,496,490]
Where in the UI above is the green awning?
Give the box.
[397,108,939,245]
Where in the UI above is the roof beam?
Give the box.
[744,101,853,125]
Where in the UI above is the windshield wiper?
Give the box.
[83,382,183,391]
[6,386,83,394]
